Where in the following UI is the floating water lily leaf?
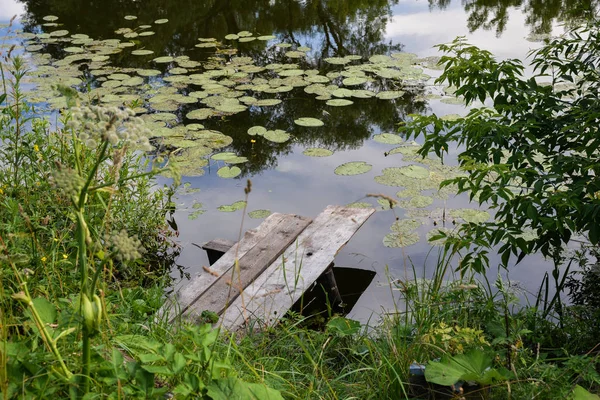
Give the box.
[50,30,69,37]
[124,15,137,20]
[225,34,239,40]
[383,232,419,248]
[373,133,403,144]
[131,49,154,56]
[324,57,351,65]
[255,99,282,106]
[212,152,237,161]
[263,129,290,143]
[303,148,333,157]
[343,77,367,86]
[186,108,215,120]
[136,68,160,77]
[138,31,155,37]
[154,19,169,24]
[276,43,292,48]
[398,165,429,179]
[43,15,59,21]
[440,114,462,121]
[153,56,174,63]
[218,200,247,212]
[248,209,271,219]
[247,126,267,136]
[26,45,43,52]
[217,166,241,179]
[294,117,324,127]
[376,91,405,100]
[63,47,84,53]
[391,219,422,233]
[326,99,353,107]
[258,35,276,41]
[297,46,311,52]
[239,37,256,43]
[450,209,490,224]
[237,31,252,37]
[285,51,306,58]
[334,161,372,176]
[346,202,373,209]
[332,88,353,98]
[408,195,434,208]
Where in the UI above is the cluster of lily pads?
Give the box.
[8,15,494,233]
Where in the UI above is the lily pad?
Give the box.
[391,219,422,233]
[373,133,403,144]
[217,200,247,212]
[408,195,434,208]
[376,91,405,100]
[450,209,491,224]
[326,99,353,107]
[248,209,271,219]
[303,148,333,157]
[334,161,372,176]
[294,117,324,127]
[217,166,241,179]
[398,165,429,179]
[263,129,290,143]
[346,202,374,209]
[383,232,419,248]
[247,126,267,136]
[131,49,154,56]
[154,19,169,24]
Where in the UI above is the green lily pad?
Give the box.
[303,148,333,157]
[398,165,429,179]
[343,76,368,86]
[326,99,353,107]
[248,209,271,219]
[153,56,174,63]
[294,117,324,127]
[376,91,405,100]
[124,15,137,20]
[217,166,241,179]
[324,57,352,65]
[408,195,434,208]
[334,161,372,176]
[258,35,276,41]
[131,49,154,56]
[247,126,267,136]
[391,219,422,233]
[373,133,403,144]
[154,19,169,24]
[383,232,419,248]
[450,209,491,224]
[43,15,59,21]
[218,200,247,212]
[225,34,239,40]
[263,129,290,143]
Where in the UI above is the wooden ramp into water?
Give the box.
[160,205,375,331]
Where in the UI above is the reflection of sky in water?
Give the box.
[0,0,565,322]
[0,0,24,21]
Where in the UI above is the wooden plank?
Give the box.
[158,212,289,322]
[200,239,236,265]
[183,214,312,319]
[220,205,375,330]
[201,238,236,254]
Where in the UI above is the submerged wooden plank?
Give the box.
[183,214,312,319]
[159,213,289,322]
[201,238,236,255]
[220,205,375,330]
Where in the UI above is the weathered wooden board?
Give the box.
[220,205,375,330]
[182,214,312,319]
[159,212,290,322]
[201,239,236,265]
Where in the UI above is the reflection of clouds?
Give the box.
[386,4,564,61]
[0,0,25,21]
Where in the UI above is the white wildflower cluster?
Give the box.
[105,229,146,262]
[51,167,85,204]
[66,105,153,151]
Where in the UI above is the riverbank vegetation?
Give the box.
[1,16,599,400]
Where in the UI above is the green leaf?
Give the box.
[30,297,57,325]
[425,350,512,386]
[207,377,283,400]
[334,161,372,176]
[326,317,361,337]
[571,385,600,400]
[217,166,241,179]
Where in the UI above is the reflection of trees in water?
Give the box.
[17,0,425,175]
[429,0,599,35]
[18,0,400,62]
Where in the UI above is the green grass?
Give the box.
[0,38,598,399]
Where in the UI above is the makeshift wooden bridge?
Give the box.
[160,205,375,331]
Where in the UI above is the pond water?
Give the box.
[0,0,591,322]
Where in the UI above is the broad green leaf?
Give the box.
[217,166,241,179]
[334,161,372,176]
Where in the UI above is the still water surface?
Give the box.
[1,0,590,321]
